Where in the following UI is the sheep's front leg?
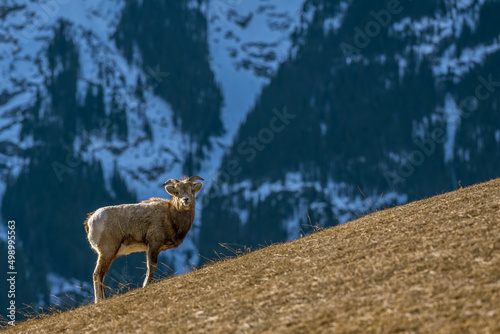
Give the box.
[143,244,160,287]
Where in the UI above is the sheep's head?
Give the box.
[163,176,204,209]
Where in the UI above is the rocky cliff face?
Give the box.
[198,0,500,259]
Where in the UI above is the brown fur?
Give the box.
[83,211,95,235]
[140,197,165,203]
[85,176,203,303]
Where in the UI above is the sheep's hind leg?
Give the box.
[93,253,116,303]
[143,244,160,287]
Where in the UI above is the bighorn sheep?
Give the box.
[83,175,203,303]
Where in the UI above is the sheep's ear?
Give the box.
[192,182,203,194]
[165,185,177,196]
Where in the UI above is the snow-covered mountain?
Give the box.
[0,0,499,311]
[198,0,500,258]
[1,0,192,198]
[0,0,308,309]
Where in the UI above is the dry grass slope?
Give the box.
[4,178,500,333]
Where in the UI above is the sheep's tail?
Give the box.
[83,211,95,235]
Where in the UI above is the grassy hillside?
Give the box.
[3,178,500,333]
